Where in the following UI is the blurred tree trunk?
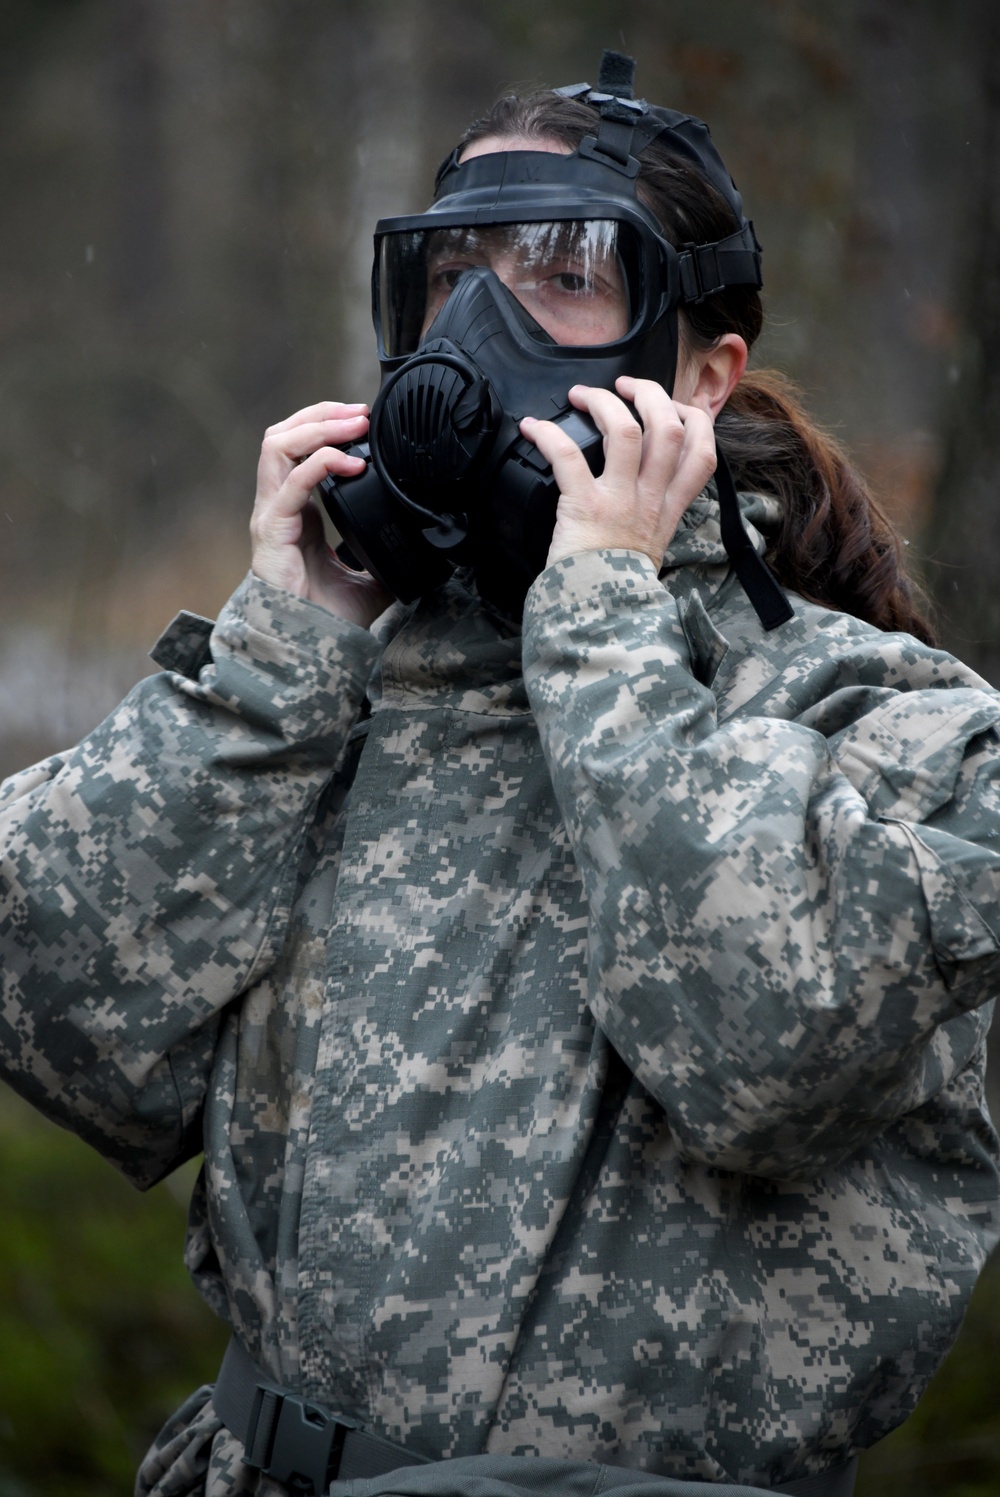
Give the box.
[337,0,430,399]
[64,0,174,661]
[924,0,1000,685]
[918,0,1000,1120]
[109,0,168,324]
[849,0,964,534]
[108,0,169,519]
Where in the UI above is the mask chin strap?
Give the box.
[560,50,791,631]
[714,444,794,630]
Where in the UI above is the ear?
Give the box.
[681,333,748,419]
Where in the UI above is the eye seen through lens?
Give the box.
[420,220,630,346]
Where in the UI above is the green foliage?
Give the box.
[0,1085,228,1497]
[856,1246,1000,1497]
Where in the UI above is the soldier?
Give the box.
[2,52,1000,1497]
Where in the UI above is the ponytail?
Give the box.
[716,371,937,645]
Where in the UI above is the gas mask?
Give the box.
[318,51,792,629]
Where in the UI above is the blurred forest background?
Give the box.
[2,0,1000,1493]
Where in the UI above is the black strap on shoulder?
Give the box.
[213,1335,429,1494]
[714,443,794,631]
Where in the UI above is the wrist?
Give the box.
[545,529,661,571]
[528,548,664,619]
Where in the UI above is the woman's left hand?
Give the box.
[520,376,717,571]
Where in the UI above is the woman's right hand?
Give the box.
[250,401,395,628]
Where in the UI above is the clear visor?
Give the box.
[378,219,642,356]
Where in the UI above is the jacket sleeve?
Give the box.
[0,573,380,1187]
[522,549,1000,1180]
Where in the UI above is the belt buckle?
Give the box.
[250,1386,360,1494]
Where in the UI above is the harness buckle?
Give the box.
[246,1385,360,1494]
[678,242,725,304]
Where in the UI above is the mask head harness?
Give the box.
[317,50,792,629]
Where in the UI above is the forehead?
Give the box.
[458,132,575,165]
[428,221,618,249]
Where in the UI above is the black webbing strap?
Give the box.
[677,226,763,304]
[213,1335,430,1494]
[214,1336,856,1497]
[714,444,794,631]
[596,49,637,97]
[775,1460,858,1497]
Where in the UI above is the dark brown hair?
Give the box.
[459,92,936,644]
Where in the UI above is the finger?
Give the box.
[664,401,718,502]
[614,379,716,504]
[613,377,686,494]
[519,414,598,495]
[565,385,644,492]
[286,415,370,456]
[252,447,366,539]
[264,401,368,436]
[257,414,370,492]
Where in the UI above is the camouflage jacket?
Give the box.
[2,489,999,1495]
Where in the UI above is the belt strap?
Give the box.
[213,1335,430,1493]
[213,1335,857,1497]
[774,1459,857,1497]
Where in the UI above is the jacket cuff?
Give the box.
[151,572,381,683]
[149,573,382,761]
[523,549,665,631]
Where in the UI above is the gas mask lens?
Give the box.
[379,218,640,355]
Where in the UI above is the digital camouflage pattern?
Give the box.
[2,487,999,1496]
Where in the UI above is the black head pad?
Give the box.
[555,49,762,305]
[596,49,637,98]
[559,49,747,226]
